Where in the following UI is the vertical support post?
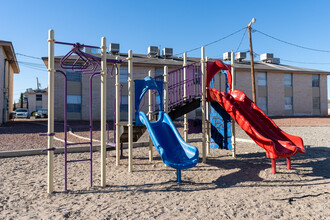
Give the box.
[115,62,121,166]
[128,50,133,173]
[201,47,206,163]
[205,57,210,155]
[248,20,257,104]
[100,37,107,187]
[231,51,237,158]
[272,159,276,174]
[287,157,291,170]
[163,66,168,113]
[47,29,55,194]
[183,53,188,142]
[148,70,153,162]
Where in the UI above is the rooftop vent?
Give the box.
[260,53,274,62]
[109,43,120,55]
[223,52,232,61]
[85,47,100,54]
[162,48,173,58]
[235,52,246,61]
[148,46,158,57]
[260,53,280,64]
[272,57,280,64]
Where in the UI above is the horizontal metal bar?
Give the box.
[67,158,92,163]
[67,125,91,129]
[66,142,92,146]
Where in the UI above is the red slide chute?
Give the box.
[206,60,305,173]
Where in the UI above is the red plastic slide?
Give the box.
[206,60,305,173]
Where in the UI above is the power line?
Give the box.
[235,27,248,52]
[174,27,246,56]
[16,53,42,60]
[253,28,330,53]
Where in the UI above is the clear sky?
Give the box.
[1,0,330,102]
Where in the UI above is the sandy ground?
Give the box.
[0,118,329,219]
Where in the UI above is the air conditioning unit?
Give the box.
[260,53,274,62]
[235,52,246,61]
[272,58,280,64]
[148,46,158,56]
[162,48,173,58]
[223,52,232,61]
[84,47,92,54]
[85,47,100,54]
[109,43,120,55]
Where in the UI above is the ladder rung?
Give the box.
[67,142,91,146]
[67,125,91,129]
[67,158,91,163]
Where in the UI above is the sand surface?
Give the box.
[0,118,329,219]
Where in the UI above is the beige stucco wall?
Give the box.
[293,74,313,115]
[267,72,285,116]
[27,94,36,114]
[0,47,5,124]
[320,74,328,116]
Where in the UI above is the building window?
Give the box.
[284,97,293,110]
[67,95,81,112]
[66,71,82,82]
[258,97,267,113]
[36,94,42,101]
[257,73,267,86]
[312,75,320,87]
[120,67,128,83]
[36,106,42,111]
[284,73,292,87]
[313,97,320,110]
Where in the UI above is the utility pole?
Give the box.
[248,18,257,104]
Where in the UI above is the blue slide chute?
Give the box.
[135,77,199,183]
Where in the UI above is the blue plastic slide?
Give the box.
[135,77,199,183]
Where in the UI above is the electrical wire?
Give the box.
[16,53,42,60]
[253,28,330,53]
[174,27,246,56]
[235,27,248,52]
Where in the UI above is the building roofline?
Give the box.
[0,40,20,73]
[41,53,330,75]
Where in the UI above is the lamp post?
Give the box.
[248,18,257,104]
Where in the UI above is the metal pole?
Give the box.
[47,29,55,194]
[163,66,168,113]
[100,37,107,187]
[148,70,153,162]
[231,51,237,158]
[115,62,121,166]
[201,47,206,163]
[128,50,133,173]
[183,53,188,142]
[205,57,210,155]
[248,18,257,104]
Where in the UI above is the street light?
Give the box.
[248,18,257,104]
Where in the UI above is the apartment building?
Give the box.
[42,48,329,121]
[22,88,48,114]
[0,41,20,124]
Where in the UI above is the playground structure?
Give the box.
[45,29,305,193]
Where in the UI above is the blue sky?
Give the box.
[1,0,330,102]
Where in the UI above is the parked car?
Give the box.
[35,109,48,118]
[15,108,29,119]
